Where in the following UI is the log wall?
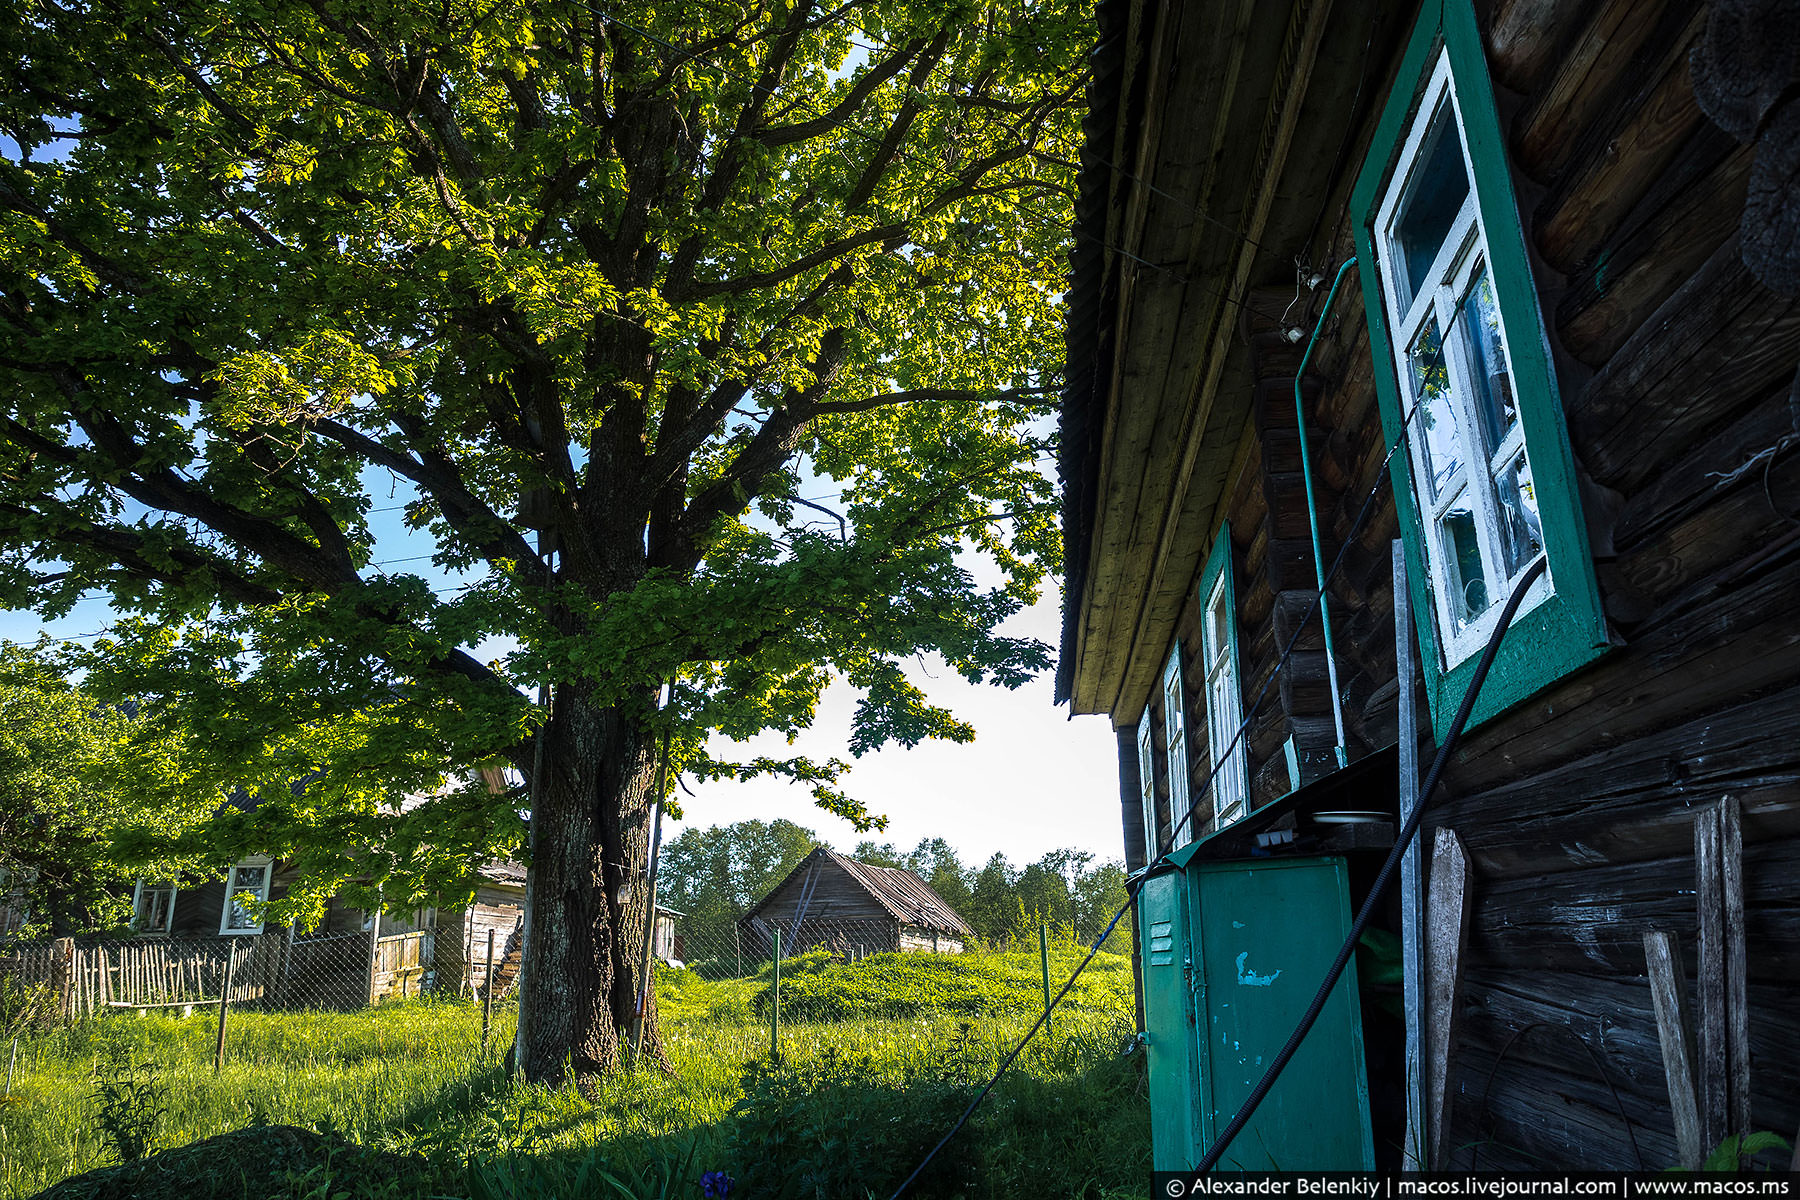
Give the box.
[1127,0,1800,1168]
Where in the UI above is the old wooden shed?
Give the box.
[739,847,975,955]
[1062,0,1799,1172]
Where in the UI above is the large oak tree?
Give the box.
[0,0,1086,1081]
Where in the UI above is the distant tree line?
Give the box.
[656,820,1132,962]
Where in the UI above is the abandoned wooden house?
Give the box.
[739,847,975,955]
[1061,0,1799,1172]
[102,857,681,1010]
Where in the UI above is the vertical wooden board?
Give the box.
[1695,806,1727,1150]
[1643,930,1703,1169]
[1396,540,1426,1170]
[1720,797,1750,1141]
[1425,828,1472,1170]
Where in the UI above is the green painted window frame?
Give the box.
[1350,0,1609,739]
[1196,525,1248,831]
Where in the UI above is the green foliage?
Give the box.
[0,0,1093,930]
[665,824,1135,961]
[0,973,54,1041]
[658,820,822,954]
[727,1050,978,1200]
[0,644,200,936]
[89,1055,168,1164]
[748,947,1134,1023]
[4,954,1146,1199]
[1695,1131,1791,1172]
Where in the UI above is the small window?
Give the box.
[1137,707,1158,864]
[1351,0,1607,736]
[132,880,177,934]
[1162,645,1191,847]
[1197,529,1248,828]
[220,859,272,935]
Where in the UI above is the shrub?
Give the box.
[725,1049,977,1200]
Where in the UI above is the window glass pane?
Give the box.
[225,864,268,931]
[1495,452,1543,573]
[1456,266,1516,450]
[1438,491,1490,630]
[1392,107,1471,306]
[1409,316,1462,497]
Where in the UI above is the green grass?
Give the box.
[0,950,1148,1199]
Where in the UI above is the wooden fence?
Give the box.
[0,928,426,1017]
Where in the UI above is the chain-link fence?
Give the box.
[0,909,1131,1056]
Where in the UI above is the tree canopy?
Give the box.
[0,0,1090,1077]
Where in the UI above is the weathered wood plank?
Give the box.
[1643,931,1703,1169]
[1484,0,1597,94]
[1443,549,1800,792]
[1695,805,1727,1151]
[1464,839,1800,981]
[1570,233,1800,495]
[1532,8,1706,272]
[1425,827,1472,1170]
[1556,127,1753,367]
[1512,0,1678,185]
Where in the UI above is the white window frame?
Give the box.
[1162,645,1191,848]
[1200,567,1248,829]
[1373,49,1552,670]
[219,858,273,935]
[1136,707,1157,864]
[131,879,177,935]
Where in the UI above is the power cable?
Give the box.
[889,329,1433,1198]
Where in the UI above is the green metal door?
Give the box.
[1188,855,1373,1169]
[1138,867,1201,1169]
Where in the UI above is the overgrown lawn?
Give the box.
[1,949,1147,1199]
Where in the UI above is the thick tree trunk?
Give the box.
[515,688,668,1083]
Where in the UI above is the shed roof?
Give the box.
[741,847,975,938]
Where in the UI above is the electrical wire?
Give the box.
[889,331,1433,1199]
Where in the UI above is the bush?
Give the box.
[748,949,1134,1023]
[725,1049,977,1200]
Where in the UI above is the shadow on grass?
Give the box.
[32,1026,1149,1200]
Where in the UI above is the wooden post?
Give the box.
[213,944,238,1076]
[1695,797,1750,1149]
[49,937,73,1023]
[1424,827,1472,1170]
[365,909,382,1008]
[481,928,496,1058]
[4,1034,17,1096]
[1644,931,1703,1168]
[735,925,742,978]
[1394,540,1426,1170]
[1039,923,1053,1034]
[770,928,781,1066]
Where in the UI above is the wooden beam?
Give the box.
[1424,827,1473,1170]
[1643,930,1703,1169]
[1695,796,1750,1151]
[1396,540,1426,1171]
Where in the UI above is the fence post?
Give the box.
[49,937,73,1023]
[480,928,496,1058]
[214,943,238,1076]
[1040,923,1053,1035]
[770,928,781,1067]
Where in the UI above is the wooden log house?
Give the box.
[1060,0,1799,1171]
[739,847,975,956]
